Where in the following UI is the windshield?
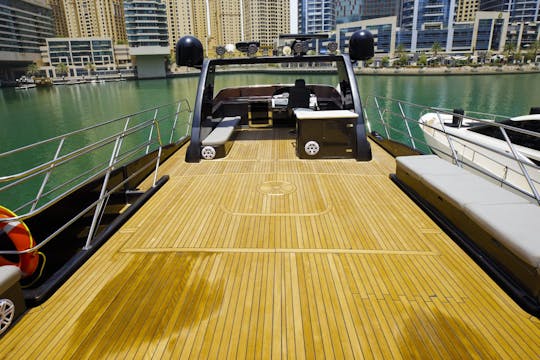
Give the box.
[468,119,540,151]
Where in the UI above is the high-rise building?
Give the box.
[335,0,401,24]
[47,0,69,36]
[244,0,290,48]
[398,0,458,52]
[0,0,55,81]
[298,0,336,34]
[166,1,242,56]
[124,0,168,50]
[336,0,361,23]
[218,0,243,45]
[61,0,127,43]
[124,0,169,78]
[164,0,194,55]
[455,0,479,22]
[166,1,289,56]
[364,1,400,21]
[480,0,540,22]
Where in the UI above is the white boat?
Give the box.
[418,110,540,197]
[15,83,36,90]
[15,76,36,90]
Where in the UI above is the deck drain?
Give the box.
[259,181,296,196]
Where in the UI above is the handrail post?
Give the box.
[169,101,182,144]
[83,132,124,250]
[435,112,462,167]
[374,97,391,139]
[499,128,540,204]
[398,102,416,149]
[151,109,164,187]
[145,109,159,154]
[152,146,162,188]
[31,137,65,212]
[117,116,131,157]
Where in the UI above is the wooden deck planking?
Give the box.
[1,129,540,359]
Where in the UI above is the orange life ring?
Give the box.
[0,206,39,278]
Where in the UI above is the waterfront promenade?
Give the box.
[168,63,540,77]
[355,64,540,76]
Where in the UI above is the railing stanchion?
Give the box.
[84,135,121,249]
[398,102,416,149]
[31,137,65,212]
[435,112,462,167]
[152,146,162,188]
[374,96,391,139]
[146,109,159,154]
[499,128,540,204]
[169,101,182,144]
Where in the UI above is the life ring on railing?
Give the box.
[0,206,39,278]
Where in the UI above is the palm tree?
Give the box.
[530,40,540,63]
[431,42,442,56]
[531,40,540,54]
[430,42,442,66]
[55,63,69,80]
[504,42,515,63]
[26,63,40,77]
[84,62,96,76]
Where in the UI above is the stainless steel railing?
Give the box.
[0,99,192,254]
[363,95,540,204]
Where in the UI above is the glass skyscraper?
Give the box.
[336,0,401,23]
[298,0,336,33]
[480,0,540,22]
[397,0,458,52]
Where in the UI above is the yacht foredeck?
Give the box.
[2,128,539,358]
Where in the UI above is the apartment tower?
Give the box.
[244,0,290,48]
[455,0,480,22]
[59,0,127,43]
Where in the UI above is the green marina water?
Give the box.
[2,73,538,152]
[1,72,538,208]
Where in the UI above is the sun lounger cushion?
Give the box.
[420,172,530,208]
[201,116,240,146]
[464,203,540,268]
[396,155,538,269]
[0,265,21,294]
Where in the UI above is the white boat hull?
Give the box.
[419,113,540,197]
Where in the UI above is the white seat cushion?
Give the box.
[464,203,540,267]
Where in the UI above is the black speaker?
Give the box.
[176,35,204,67]
[349,30,374,61]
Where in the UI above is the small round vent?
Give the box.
[304,141,320,156]
[201,146,216,160]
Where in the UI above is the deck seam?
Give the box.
[120,247,440,256]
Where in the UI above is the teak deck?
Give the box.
[2,128,539,359]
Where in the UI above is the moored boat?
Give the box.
[418,109,540,196]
